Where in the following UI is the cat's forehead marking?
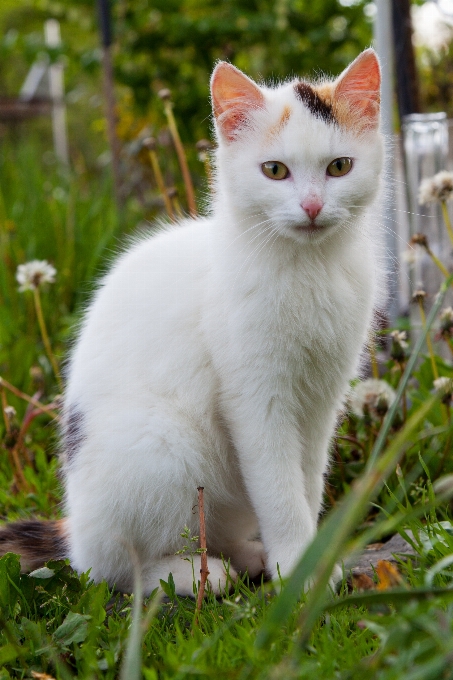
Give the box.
[267,105,292,139]
[293,82,336,125]
[315,82,353,128]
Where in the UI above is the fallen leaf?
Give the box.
[376,560,403,590]
[31,672,56,680]
[351,573,375,591]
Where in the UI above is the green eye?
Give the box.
[326,157,353,177]
[262,161,289,180]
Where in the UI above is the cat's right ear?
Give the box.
[211,62,264,141]
[333,49,381,131]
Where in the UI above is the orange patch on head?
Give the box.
[312,82,363,130]
[307,50,381,134]
[267,105,292,139]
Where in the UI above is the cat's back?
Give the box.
[65,218,214,403]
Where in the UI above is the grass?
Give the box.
[1,135,453,678]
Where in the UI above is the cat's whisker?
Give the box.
[231,225,278,286]
[241,228,282,280]
[236,223,281,275]
[232,221,276,260]
[226,217,275,250]
[349,204,433,220]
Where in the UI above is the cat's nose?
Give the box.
[301,199,323,220]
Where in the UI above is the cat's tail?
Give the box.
[0,519,68,571]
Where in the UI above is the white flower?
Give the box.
[349,379,397,419]
[440,307,453,324]
[433,377,453,396]
[412,289,427,304]
[3,405,16,421]
[390,330,408,349]
[16,260,56,292]
[440,306,453,338]
[401,248,423,265]
[419,171,453,205]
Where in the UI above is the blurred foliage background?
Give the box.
[0,0,374,164]
[1,0,453,395]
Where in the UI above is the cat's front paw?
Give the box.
[270,559,343,593]
[206,559,238,595]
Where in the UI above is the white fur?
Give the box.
[63,65,384,595]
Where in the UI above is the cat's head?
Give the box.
[210,49,383,244]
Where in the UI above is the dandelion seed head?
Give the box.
[158,88,172,101]
[410,233,429,249]
[401,247,423,265]
[390,330,408,349]
[3,406,16,421]
[412,289,427,305]
[419,170,453,205]
[16,260,56,292]
[440,307,453,323]
[434,376,451,390]
[440,306,453,338]
[433,377,453,403]
[349,379,396,419]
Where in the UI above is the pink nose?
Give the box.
[301,199,323,220]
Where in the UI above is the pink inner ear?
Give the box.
[334,49,381,127]
[211,63,264,140]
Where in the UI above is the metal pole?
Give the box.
[374,0,400,323]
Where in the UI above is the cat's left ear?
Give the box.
[211,62,264,141]
[333,49,381,130]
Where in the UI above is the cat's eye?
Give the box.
[326,157,352,177]
[261,161,289,180]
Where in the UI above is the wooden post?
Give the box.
[97,0,122,208]
[44,20,69,166]
[391,0,421,117]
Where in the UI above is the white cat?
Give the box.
[1,49,384,596]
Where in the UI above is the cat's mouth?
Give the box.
[294,221,326,233]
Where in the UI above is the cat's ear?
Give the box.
[333,49,381,130]
[211,62,264,141]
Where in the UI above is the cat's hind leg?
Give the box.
[65,399,239,596]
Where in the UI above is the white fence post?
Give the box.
[44,19,69,165]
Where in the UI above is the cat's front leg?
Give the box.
[226,403,318,581]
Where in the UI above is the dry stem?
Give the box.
[163,100,197,217]
[195,486,209,622]
[418,300,439,380]
[441,201,453,248]
[146,147,175,220]
[425,244,450,278]
[33,288,63,390]
[170,191,184,220]
[1,388,29,491]
[0,377,60,421]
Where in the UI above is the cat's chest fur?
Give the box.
[205,223,374,408]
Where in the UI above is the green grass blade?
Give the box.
[367,273,453,468]
[256,395,438,649]
[119,560,144,680]
[324,585,453,612]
